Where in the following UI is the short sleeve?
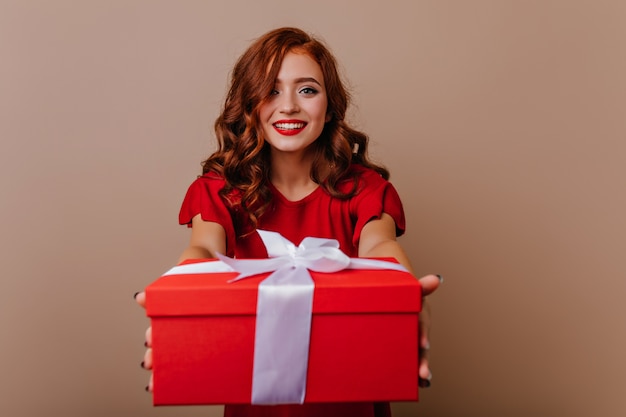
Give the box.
[350,168,406,248]
[178,174,237,257]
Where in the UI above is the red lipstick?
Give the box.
[273,119,307,136]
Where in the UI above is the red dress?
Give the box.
[179,164,406,417]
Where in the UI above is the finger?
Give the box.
[146,373,154,393]
[145,326,152,347]
[419,352,431,378]
[418,298,433,386]
[134,291,147,308]
[418,274,442,297]
[414,274,440,387]
[142,347,153,370]
[418,346,432,386]
[419,301,431,349]
[420,325,431,352]
[418,339,431,378]
[418,353,432,387]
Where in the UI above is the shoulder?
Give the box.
[182,171,243,208]
[189,172,240,198]
[193,171,227,186]
[340,164,391,194]
[339,164,406,241]
[342,164,404,213]
[352,164,388,181]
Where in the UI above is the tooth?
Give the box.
[276,123,304,129]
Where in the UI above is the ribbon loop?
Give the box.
[258,230,298,258]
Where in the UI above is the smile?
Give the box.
[273,121,307,136]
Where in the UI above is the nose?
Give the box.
[279,92,299,114]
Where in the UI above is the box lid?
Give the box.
[146,258,421,317]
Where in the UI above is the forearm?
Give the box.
[177,245,214,264]
[359,213,416,274]
[359,239,415,275]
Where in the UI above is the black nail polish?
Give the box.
[133,291,140,300]
[140,361,145,369]
[145,385,150,392]
[418,378,431,388]
[436,274,443,283]
[144,341,148,348]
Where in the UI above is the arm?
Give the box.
[359,213,441,387]
[359,213,414,272]
[177,214,227,263]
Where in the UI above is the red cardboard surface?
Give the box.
[146,259,422,405]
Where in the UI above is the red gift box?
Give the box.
[145,258,422,406]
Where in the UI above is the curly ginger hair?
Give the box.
[202,27,389,228]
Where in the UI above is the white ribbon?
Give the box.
[161,230,409,405]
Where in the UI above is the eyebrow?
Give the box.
[275,77,323,87]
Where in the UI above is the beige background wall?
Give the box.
[1,1,625,416]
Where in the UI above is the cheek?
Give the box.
[314,98,329,121]
[258,101,274,121]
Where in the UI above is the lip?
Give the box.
[272,119,307,136]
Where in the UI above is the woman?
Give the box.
[136,27,441,417]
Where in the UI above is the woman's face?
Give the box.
[259,51,330,157]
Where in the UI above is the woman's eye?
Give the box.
[269,89,279,96]
[300,87,318,95]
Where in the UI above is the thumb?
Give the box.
[419,274,442,297]
[134,291,147,309]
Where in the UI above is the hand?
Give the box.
[416,274,442,388]
[134,291,154,392]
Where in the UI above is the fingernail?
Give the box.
[419,378,431,388]
[436,274,444,283]
[133,292,140,300]
[144,341,148,348]
[140,361,145,369]
[145,385,150,392]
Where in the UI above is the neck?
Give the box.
[270,151,318,201]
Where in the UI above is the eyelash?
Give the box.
[270,87,318,96]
